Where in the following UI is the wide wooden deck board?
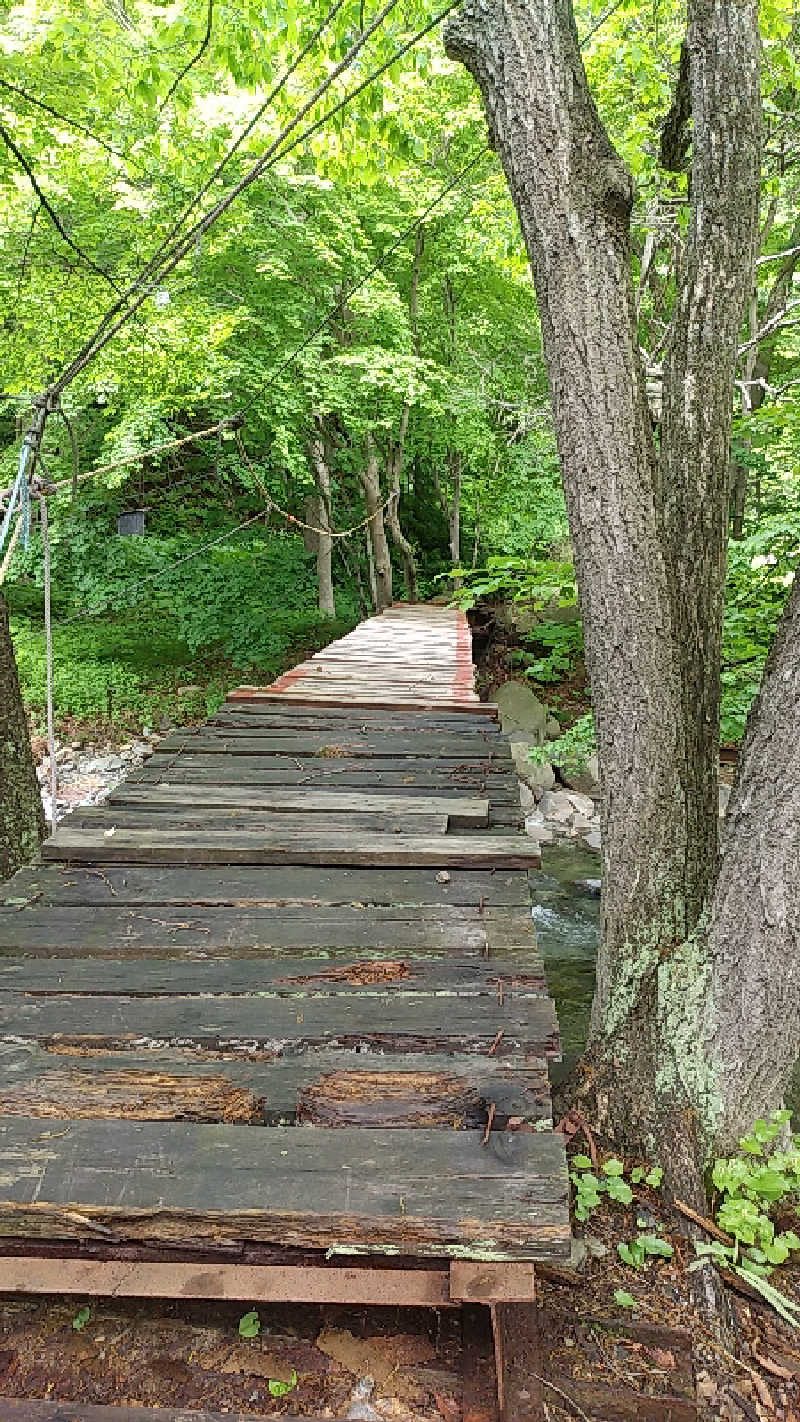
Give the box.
[0,605,569,1275]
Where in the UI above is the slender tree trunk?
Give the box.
[365,528,378,611]
[446,0,768,1172]
[385,407,419,602]
[360,437,393,611]
[433,452,463,582]
[0,592,44,881]
[309,431,336,617]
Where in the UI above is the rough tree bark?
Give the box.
[0,592,44,880]
[360,436,393,611]
[445,0,783,1175]
[385,404,419,603]
[309,423,336,617]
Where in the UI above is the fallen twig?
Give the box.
[674,1197,734,1247]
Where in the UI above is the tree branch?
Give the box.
[0,76,132,166]
[160,0,215,110]
[0,124,119,290]
[659,42,692,172]
[737,300,800,355]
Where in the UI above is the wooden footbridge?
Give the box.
[0,606,570,1420]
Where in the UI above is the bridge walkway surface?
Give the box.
[0,604,571,1421]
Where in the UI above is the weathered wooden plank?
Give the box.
[0,989,559,1057]
[0,1043,552,1127]
[0,904,499,956]
[130,756,518,795]
[0,1256,455,1305]
[0,955,546,997]
[231,691,490,714]
[42,828,541,869]
[108,786,491,828]
[64,807,450,837]
[0,1404,341,1422]
[0,1116,571,1259]
[2,864,531,908]
[157,730,511,760]
[219,703,500,728]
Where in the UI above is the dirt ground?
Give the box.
[4,1186,800,1422]
[0,1297,465,1418]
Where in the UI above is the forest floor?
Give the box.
[3,1183,799,1420]
[534,1166,800,1422]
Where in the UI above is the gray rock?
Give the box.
[495,681,549,744]
[539,789,576,823]
[518,782,536,814]
[582,829,602,853]
[719,784,731,817]
[565,790,595,818]
[511,741,556,795]
[545,716,561,739]
[525,816,554,844]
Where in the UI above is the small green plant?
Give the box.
[631,1166,663,1188]
[72,1306,91,1331]
[618,1234,674,1269]
[614,1289,637,1310]
[518,620,584,685]
[689,1109,800,1325]
[570,1155,638,1221]
[238,1309,261,1338]
[529,711,596,771]
[269,1370,298,1397]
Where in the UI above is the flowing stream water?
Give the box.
[529,842,600,1087]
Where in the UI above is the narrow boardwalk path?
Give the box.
[0,607,570,1307]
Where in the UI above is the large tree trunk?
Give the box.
[0,592,44,881]
[446,0,769,1173]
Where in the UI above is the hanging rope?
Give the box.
[234,430,395,539]
[0,513,22,585]
[39,494,58,835]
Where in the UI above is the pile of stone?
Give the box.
[37,734,161,825]
[494,680,601,854]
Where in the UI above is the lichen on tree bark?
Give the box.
[445,0,794,1177]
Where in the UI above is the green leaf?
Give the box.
[614,1290,637,1309]
[601,1158,625,1177]
[645,1167,663,1188]
[618,1240,646,1269]
[640,1235,674,1258]
[268,1370,297,1397]
[572,1154,593,1170]
[238,1310,261,1338]
[72,1306,91,1332]
[605,1177,634,1205]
